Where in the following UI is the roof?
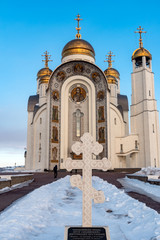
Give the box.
[132,47,152,60]
[27,95,39,112]
[62,39,95,59]
[117,94,129,111]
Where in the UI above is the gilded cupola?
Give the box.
[132,26,152,62]
[61,14,95,63]
[104,51,119,84]
[62,39,95,59]
[37,51,53,82]
[37,68,52,78]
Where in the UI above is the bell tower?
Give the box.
[130,26,160,167]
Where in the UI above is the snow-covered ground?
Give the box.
[136,167,160,177]
[118,177,160,203]
[0,176,160,240]
[0,180,33,194]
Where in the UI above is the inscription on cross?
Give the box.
[64,132,111,227]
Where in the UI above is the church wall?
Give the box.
[131,70,144,104]
[116,135,138,155]
[31,106,47,171]
[123,111,129,135]
[50,88,60,170]
[117,79,120,94]
[62,54,95,64]
[143,70,155,99]
[37,79,40,95]
[108,83,118,106]
[131,110,146,167]
[39,84,48,106]
[97,86,108,159]
[25,112,34,170]
[106,90,111,162]
[146,111,160,167]
[131,69,154,106]
[131,102,160,168]
[109,104,125,168]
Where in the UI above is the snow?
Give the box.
[0,180,34,194]
[0,176,160,240]
[0,175,12,180]
[0,174,33,180]
[118,177,160,203]
[135,167,160,177]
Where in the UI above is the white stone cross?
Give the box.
[64,132,111,227]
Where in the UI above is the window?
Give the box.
[120,144,123,152]
[149,90,151,96]
[146,57,150,68]
[135,140,138,149]
[114,118,116,125]
[154,158,156,167]
[135,57,142,68]
[39,133,41,140]
[40,118,42,124]
[153,124,155,133]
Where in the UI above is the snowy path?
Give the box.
[0,176,160,240]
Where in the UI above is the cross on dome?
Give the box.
[75,13,83,39]
[135,26,147,48]
[42,51,52,68]
[104,51,115,68]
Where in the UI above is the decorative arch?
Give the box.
[60,75,96,167]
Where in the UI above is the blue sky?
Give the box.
[0,0,160,167]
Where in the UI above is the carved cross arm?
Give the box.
[71,142,83,156]
[91,142,103,156]
[91,158,111,171]
[70,175,83,190]
[65,158,84,172]
[92,189,105,204]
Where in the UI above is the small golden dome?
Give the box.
[62,39,95,59]
[106,75,117,84]
[37,68,52,78]
[132,47,152,60]
[39,75,50,84]
[104,68,120,79]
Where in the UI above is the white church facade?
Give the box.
[25,18,160,171]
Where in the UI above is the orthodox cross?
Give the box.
[135,26,146,48]
[75,13,82,39]
[64,133,111,227]
[104,51,115,68]
[42,51,52,68]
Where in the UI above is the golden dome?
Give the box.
[104,68,120,79]
[37,68,52,78]
[106,75,117,84]
[62,39,95,59]
[39,75,50,84]
[132,47,152,60]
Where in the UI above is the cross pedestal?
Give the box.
[64,132,111,227]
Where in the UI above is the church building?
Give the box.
[25,15,160,171]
